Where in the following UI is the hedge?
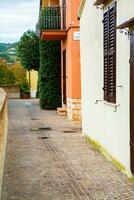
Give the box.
[39,40,61,109]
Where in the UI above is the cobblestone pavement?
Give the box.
[2,99,134,200]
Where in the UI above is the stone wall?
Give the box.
[0,85,20,99]
[0,88,8,196]
[67,98,81,122]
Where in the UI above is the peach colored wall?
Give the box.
[41,0,81,100]
[71,29,81,98]
[61,0,81,99]
[62,30,81,99]
[42,0,49,7]
[42,0,59,6]
[66,0,80,29]
[48,0,59,6]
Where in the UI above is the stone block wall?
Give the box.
[0,88,8,197]
[67,98,81,121]
[0,85,20,99]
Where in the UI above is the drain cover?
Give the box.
[38,136,49,140]
[31,118,40,121]
[30,128,40,131]
[63,130,76,133]
[30,127,52,132]
[39,127,52,131]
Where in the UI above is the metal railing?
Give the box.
[39,6,66,31]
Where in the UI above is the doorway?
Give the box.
[63,49,66,105]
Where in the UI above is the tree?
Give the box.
[0,59,30,97]
[0,60,15,85]
[17,30,40,71]
[10,62,26,84]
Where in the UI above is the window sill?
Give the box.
[103,101,120,112]
[95,99,120,112]
[103,100,116,106]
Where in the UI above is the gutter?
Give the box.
[78,0,86,19]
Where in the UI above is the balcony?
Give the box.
[39,6,67,40]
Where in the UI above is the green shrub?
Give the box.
[39,40,61,109]
[19,80,30,95]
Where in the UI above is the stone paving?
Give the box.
[2,99,134,200]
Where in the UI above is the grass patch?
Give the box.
[85,135,128,175]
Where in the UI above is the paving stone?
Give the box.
[1,99,134,200]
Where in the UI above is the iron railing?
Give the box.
[39,6,66,31]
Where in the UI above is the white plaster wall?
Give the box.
[80,0,133,173]
[117,0,134,26]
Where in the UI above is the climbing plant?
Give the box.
[39,40,61,109]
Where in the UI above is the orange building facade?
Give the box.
[39,0,81,121]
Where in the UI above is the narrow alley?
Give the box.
[2,99,134,200]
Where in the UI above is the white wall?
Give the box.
[117,0,134,26]
[80,0,133,174]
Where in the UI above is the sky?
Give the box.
[0,0,40,43]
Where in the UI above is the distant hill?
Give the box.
[0,43,18,64]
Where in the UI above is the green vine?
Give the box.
[39,40,61,109]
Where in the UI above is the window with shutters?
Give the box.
[103,2,116,103]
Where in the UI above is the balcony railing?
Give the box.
[40,6,66,31]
